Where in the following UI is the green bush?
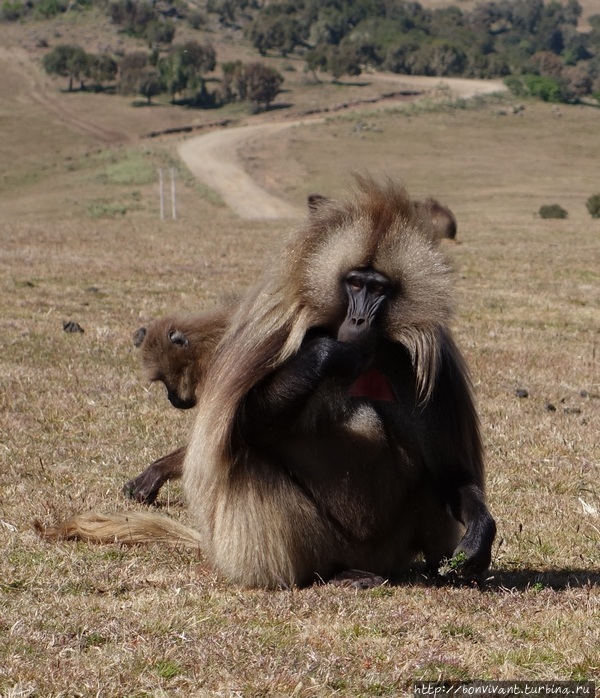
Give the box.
[505,74,562,102]
[539,204,568,219]
[525,75,562,102]
[34,0,68,18]
[1,0,26,20]
[504,75,527,97]
[585,194,600,219]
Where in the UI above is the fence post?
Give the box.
[158,168,165,221]
[171,168,177,221]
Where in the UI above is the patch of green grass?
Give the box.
[329,92,506,125]
[500,648,566,671]
[343,623,386,639]
[569,661,598,681]
[80,631,108,650]
[155,659,181,679]
[368,585,395,598]
[85,199,129,218]
[99,152,156,186]
[441,623,477,640]
[0,579,29,593]
[0,168,44,191]
[413,660,472,682]
[84,189,147,218]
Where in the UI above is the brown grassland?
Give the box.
[0,8,599,697]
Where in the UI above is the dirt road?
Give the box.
[177,75,507,220]
[178,121,306,219]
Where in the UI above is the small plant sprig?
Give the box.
[438,550,468,577]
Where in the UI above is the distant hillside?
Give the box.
[2,0,599,104]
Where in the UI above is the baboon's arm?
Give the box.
[123,446,185,505]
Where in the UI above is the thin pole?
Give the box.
[170,168,177,221]
[158,168,165,221]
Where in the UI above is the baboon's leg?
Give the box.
[451,483,497,576]
[123,446,185,505]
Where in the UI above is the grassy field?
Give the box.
[1,15,599,697]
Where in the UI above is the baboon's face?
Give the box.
[137,326,198,410]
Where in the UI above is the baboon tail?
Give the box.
[34,511,204,549]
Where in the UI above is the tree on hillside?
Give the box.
[158,41,216,102]
[137,68,163,104]
[117,52,165,103]
[145,19,176,48]
[109,0,175,46]
[305,46,328,82]
[117,51,150,94]
[220,61,283,111]
[87,54,118,90]
[42,44,90,91]
[244,62,283,112]
[328,44,363,79]
[220,60,248,102]
[207,0,260,26]
[246,13,306,56]
[109,0,154,33]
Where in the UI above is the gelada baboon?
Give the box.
[124,194,333,505]
[124,307,231,504]
[414,197,457,241]
[123,192,333,504]
[38,175,495,589]
[134,305,230,410]
[125,193,455,507]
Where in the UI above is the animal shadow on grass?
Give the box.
[485,567,600,591]
[399,565,600,592]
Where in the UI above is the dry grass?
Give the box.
[0,21,599,698]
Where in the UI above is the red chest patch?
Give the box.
[348,368,396,403]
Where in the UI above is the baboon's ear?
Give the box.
[133,327,147,348]
[307,193,329,213]
[168,330,189,349]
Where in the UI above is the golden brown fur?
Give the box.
[122,306,232,503]
[38,175,494,589]
[181,175,485,587]
[136,305,231,409]
[414,197,458,241]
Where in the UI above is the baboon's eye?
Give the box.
[346,272,364,291]
[168,330,189,348]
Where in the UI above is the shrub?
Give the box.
[585,194,600,219]
[34,0,68,18]
[505,74,562,102]
[187,10,206,29]
[539,204,568,219]
[524,75,562,102]
[0,0,25,20]
[244,62,283,112]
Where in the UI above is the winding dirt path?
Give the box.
[177,75,507,220]
[2,41,506,218]
[178,121,305,219]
